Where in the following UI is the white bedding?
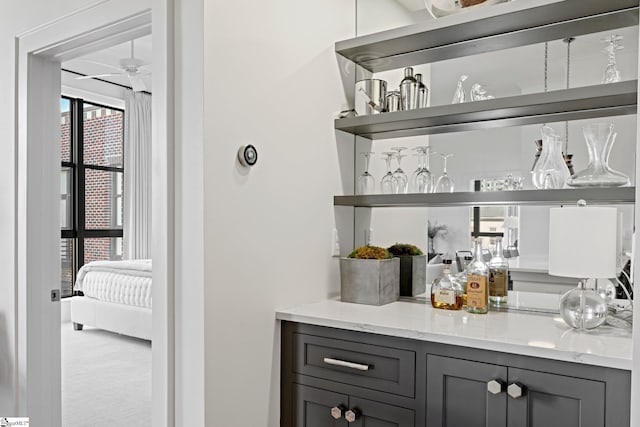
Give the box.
[75,259,152,308]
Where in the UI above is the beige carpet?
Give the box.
[61,320,151,426]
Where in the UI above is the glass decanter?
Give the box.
[568,123,630,187]
[602,35,623,84]
[452,75,468,104]
[531,126,571,189]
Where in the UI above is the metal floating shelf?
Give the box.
[336,0,639,72]
[334,187,636,208]
[334,81,638,140]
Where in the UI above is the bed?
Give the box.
[70,259,152,341]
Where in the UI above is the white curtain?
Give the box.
[124,90,152,259]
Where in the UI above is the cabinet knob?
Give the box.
[345,408,361,423]
[331,405,346,419]
[507,382,526,399]
[487,379,505,395]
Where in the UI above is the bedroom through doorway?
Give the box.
[59,35,153,426]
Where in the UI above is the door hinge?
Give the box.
[51,289,60,302]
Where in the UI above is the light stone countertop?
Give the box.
[276,299,632,370]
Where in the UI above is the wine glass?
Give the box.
[380,152,397,194]
[435,153,455,193]
[411,146,432,193]
[391,146,408,194]
[357,152,375,195]
[602,35,623,84]
[409,152,423,193]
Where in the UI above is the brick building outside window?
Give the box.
[60,98,124,297]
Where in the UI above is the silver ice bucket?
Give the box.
[355,79,387,116]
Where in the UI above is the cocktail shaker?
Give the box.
[400,67,419,110]
[386,91,401,112]
[415,73,428,109]
[355,79,387,115]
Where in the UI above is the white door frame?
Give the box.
[15,2,174,425]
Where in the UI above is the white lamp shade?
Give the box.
[548,207,617,278]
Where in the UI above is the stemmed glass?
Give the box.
[391,146,408,194]
[380,152,397,194]
[411,146,432,193]
[602,35,623,84]
[410,153,422,193]
[434,153,455,193]
[357,152,375,195]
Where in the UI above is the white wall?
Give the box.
[202,0,354,425]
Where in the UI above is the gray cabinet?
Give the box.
[426,355,609,427]
[293,384,415,427]
[294,384,348,427]
[282,322,423,427]
[426,355,507,427]
[507,368,605,427]
[281,321,631,427]
[349,395,414,427]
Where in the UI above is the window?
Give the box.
[60,97,124,297]
[470,180,520,256]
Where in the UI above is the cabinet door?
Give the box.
[426,355,507,427]
[293,384,349,427]
[348,396,415,427]
[507,368,605,427]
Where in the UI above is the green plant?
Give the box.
[348,245,393,260]
[388,243,424,256]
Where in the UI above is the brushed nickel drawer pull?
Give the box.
[323,357,370,371]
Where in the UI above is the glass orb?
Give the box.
[594,279,617,304]
[559,281,608,330]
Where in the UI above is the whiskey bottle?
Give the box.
[457,255,473,307]
[466,239,489,314]
[489,237,509,308]
[431,259,463,310]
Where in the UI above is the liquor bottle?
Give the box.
[489,237,509,308]
[466,239,489,314]
[400,67,419,111]
[431,259,463,310]
[456,255,473,306]
[415,73,428,109]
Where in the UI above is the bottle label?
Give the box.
[435,289,455,305]
[489,268,508,297]
[467,274,488,308]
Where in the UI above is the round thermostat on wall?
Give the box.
[237,145,258,167]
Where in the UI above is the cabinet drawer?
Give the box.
[293,332,415,397]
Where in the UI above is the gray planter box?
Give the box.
[340,257,400,306]
[398,255,427,297]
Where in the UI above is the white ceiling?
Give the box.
[62,34,152,92]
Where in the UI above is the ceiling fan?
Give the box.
[75,40,150,92]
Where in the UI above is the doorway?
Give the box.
[15,5,172,426]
